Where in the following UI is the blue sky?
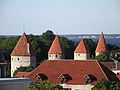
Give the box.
[0,0,120,35]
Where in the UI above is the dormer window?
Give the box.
[84,74,97,84]
[35,73,48,81]
[58,74,72,84]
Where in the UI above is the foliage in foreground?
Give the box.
[28,81,71,90]
[13,66,34,76]
[92,79,120,90]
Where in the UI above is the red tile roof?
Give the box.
[74,39,88,53]
[24,60,118,85]
[95,32,107,53]
[15,72,30,77]
[48,36,63,54]
[11,33,36,56]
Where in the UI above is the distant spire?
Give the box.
[95,32,107,53]
[48,36,63,54]
[74,39,88,53]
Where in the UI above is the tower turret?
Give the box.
[95,32,107,56]
[74,39,89,60]
[48,36,64,60]
[11,32,36,77]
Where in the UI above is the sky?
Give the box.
[0,0,120,35]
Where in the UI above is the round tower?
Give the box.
[74,39,89,60]
[11,33,36,77]
[48,36,64,60]
[95,32,107,56]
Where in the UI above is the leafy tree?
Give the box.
[13,66,34,76]
[95,53,109,62]
[92,79,120,90]
[29,81,71,90]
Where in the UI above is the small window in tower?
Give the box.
[56,55,57,58]
[18,58,19,61]
[12,58,13,60]
[78,54,80,56]
[49,55,51,57]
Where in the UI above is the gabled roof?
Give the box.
[74,39,88,53]
[48,36,63,54]
[24,60,118,85]
[95,32,107,52]
[11,32,36,56]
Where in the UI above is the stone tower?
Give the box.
[48,36,64,60]
[95,32,107,56]
[11,32,36,77]
[74,39,89,60]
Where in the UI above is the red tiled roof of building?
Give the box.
[116,74,120,80]
[25,60,118,85]
[48,36,63,54]
[11,32,36,56]
[95,32,107,52]
[74,39,88,53]
[15,72,30,77]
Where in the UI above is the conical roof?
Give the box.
[74,39,88,53]
[48,36,63,54]
[11,32,36,56]
[95,32,107,52]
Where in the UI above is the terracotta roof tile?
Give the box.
[11,33,36,56]
[15,72,30,77]
[95,32,107,52]
[48,36,63,54]
[25,60,118,85]
[74,39,88,53]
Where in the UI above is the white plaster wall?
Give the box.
[48,54,63,60]
[74,53,88,60]
[11,56,36,77]
[61,84,94,90]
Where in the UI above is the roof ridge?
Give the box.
[96,61,109,81]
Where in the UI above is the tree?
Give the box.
[95,53,109,62]
[28,81,71,90]
[13,66,34,76]
[92,79,120,90]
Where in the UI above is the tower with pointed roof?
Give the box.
[74,39,89,60]
[95,32,107,56]
[48,36,64,60]
[11,33,36,77]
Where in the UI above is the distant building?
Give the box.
[0,78,32,90]
[95,32,107,56]
[74,39,89,60]
[0,50,7,77]
[11,32,36,77]
[48,36,64,60]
